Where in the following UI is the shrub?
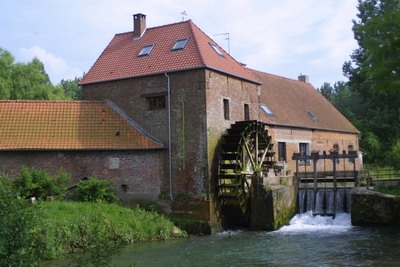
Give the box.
[13,167,71,200]
[0,176,43,266]
[74,177,119,203]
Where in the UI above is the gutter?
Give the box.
[165,73,174,201]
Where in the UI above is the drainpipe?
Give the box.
[165,73,173,201]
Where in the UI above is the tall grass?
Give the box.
[37,201,184,260]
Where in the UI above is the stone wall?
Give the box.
[351,187,400,226]
[249,184,298,230]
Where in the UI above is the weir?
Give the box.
[292,150,358,218]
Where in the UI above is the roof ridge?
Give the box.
[188,20,262,84]
[115,19,190,37]
[246,67,305,84]
[0,100,105,104]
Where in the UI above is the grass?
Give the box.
[36,201,186,260]
[373,185,400,196]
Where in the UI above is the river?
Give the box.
[46,212,400,266]
[110,212,400,266]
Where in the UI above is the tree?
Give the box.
[0,48,14,99]
[58,77,82,100]
[318,81,364,128]
[343,0,400,165]
[0,47,67,100]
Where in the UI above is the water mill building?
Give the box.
[0,13,360,231]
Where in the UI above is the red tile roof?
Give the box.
[249,69,359,133]
[0,100,163,150]
[79,20,260,85]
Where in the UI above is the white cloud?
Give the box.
[19,46,83,84]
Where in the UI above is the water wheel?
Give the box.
[218,120,275,227]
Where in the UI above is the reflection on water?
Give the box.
[46,213,400,266]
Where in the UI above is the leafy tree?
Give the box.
[343,0,400,165]
[0,48,14,99]
[0,47,67,100]
[58,77,82,100]
[318,81,364,128]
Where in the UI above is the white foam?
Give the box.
[275,211,352,234]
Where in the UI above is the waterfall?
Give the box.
[298,188,351,217]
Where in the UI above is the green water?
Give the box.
[46,213,400,266]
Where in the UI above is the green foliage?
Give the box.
[0,47,70,100]
[359,9,400,93]
[387,139,400,169]
[36,201,184,262]
[74,177,119,203]
[340,0,400,165]
[58,77,82,100]
[374,185,400,196]
[13,167,71,200]
[0,176,43,267]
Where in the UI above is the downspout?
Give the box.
[165,73,173,201]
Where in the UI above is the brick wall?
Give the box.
[0,149,166,204]
[270,126,360,174]
[82,70,209,197]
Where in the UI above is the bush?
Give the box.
[13,167,71,200]
[74,177,119,203]
[0,176,43,266]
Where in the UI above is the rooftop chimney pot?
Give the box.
[133,13,146,39]
[298,74,309,83]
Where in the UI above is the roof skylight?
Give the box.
[172,38,189,50]
[261,104,274,116]
[209,43,224,57]
[305,109,319,122]
[138,44,154,56]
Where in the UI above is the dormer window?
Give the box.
[172,38,189,50]
[261,104,274,116]
[138,44,154,56]
[305,109,319,122]
[209,43,224,57]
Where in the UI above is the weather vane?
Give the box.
[181,11,187,21]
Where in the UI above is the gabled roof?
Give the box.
[249,69,359,134]
[0,100,163,150]
[79,20,260,85]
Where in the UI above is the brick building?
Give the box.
[1,13,360,229]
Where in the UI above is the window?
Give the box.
[244,104,250,120]
[209,43,224,57]
[261,104,274,116]
[172,38,189,50]
[305,109,319,122]
[138,44,154,56]
[299,143,310,164]
[333,144,339,152]
[348,145,355,163]
[147,96,166,110]
[333,144,340,164]
[223,99,230,120]
[278,142,287,162]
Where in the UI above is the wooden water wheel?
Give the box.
[218,120,275,227]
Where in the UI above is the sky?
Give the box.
[0,0,359,88]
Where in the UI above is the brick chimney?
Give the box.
[133,13,146,39]
[298,74,309,83]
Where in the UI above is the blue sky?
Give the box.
[0,0,358,88]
